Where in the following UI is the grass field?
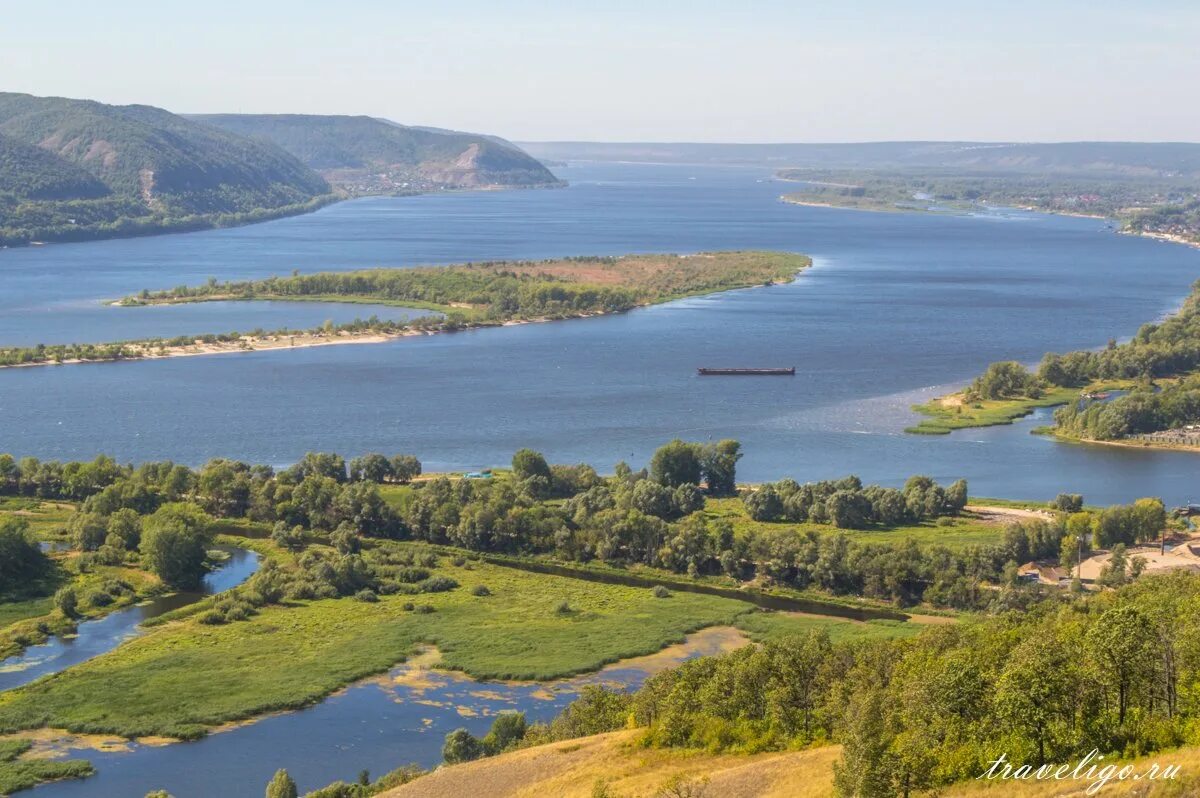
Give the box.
[0,540,922,741]
[734,611,925,644]
[0,499,75,538]
[702,497,1009,549]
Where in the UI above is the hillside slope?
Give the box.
[192,114,561,193]
[381,731,1200,798]
[0,92,331,246]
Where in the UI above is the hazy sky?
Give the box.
[5,0,1198,142]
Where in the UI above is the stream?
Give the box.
[0,547,260,693]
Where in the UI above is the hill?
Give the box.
[380,730,1200,798]
[518,140,1200,177]
[191,114,562,193]
[0,92,331,246]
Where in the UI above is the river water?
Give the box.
[1,162,1198,502]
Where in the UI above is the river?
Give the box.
[25,626,746,798]
[1,163,1198,502]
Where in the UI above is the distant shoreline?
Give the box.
[0,182,565,252]
[781,192,1200,249]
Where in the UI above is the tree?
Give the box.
[197,459,251,517]
[0,453,18,492]
[1087,605,1157,725]
[996,634,1076,764]
[743,485,783,522]
[1100,543,1129,587]
[293,452,347,483]
[511,449,551,482]
[389,455,422,483]
[970,361,1039,400]
[482,711,527,754]
[68,512,108,551]
[139,503,214,589]
[271,522,306,551]
[826,491,873,530]
[54,586,77,617]
[106,508,143,550]
[348,453,392,483]
[649,440,702,488]
[442,728,483,764]
[700,439,741,495]
[1131,498,1166,543]
[833,686,895,797]
[331,522,362,554]
[333,482,397,537]
[1053,493,1084,513]
[944,479,968,514]
[265,769,298,798]
[0,516,48,591]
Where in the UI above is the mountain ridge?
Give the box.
[191,113,562,193]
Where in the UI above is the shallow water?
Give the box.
[0,546,259,692]
[1,162,1199,501]
[27,626,747,798]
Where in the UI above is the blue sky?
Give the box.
[4,1,1197,142]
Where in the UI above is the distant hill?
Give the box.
[518,141,1200,177]
[0,92,331,246]
[192,114,562,192]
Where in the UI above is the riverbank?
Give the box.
[1037,427,1200,454]
[0,194,343,250]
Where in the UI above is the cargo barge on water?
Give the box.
[697,367,795,376]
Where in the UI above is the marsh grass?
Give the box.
[0,739,93,794]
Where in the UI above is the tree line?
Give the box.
[0,443,1168,612]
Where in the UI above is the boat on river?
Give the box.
[697,367,795,376]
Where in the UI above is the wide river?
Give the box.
[2,162,1199,504]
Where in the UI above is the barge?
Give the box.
[697,367,795,376]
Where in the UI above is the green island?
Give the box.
[0,251,809,368]
[0,439,1189,795]
[909,278,1200,449]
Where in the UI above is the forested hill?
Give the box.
[0,92,331,246]
[191,114,562,193]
